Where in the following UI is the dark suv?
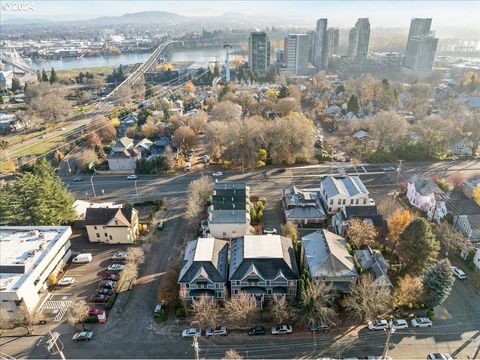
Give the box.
[248,326,266,336]
[308,322,330,333]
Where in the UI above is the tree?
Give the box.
[387,209,413,245]
[269,294,291,324]
[31,93,70,124]
[190,111,208,134]
[299,281,337,326]
[184,81,196,93]
[367,111,407,151]
[157,262,180,308]
[282,221,298,243]
[49,67,58,84]
[398,218,440,275]
[223,350,243,360]
[433,222,473,256]
[347,94,360,115]
[185,176,213,226]
[78,91,91,105]
[273,97,300,117]
[344,275,391,322]
[86,132,101,149]
[405,83,432,119]
[278,85,290,98]
[67,299,89,331]
[211,101,242,123]
[413,116,457,158]
[173,126,196,156]
[223,292,258,327]
[474,185,480,205]
[464,112,480,156]
[393,274,424,308]
[11,77,21,92]
[267,113,315,164]
[73,149,98,171]
[423,259,455,308]
[346,218,378,249]
[17,304,43,335]
[0,308,12,335]
[41,69,49,82]
[191,295,221,328]
[0,159,76,226]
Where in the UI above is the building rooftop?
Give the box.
[209,210,249,224]
[214,183,247,191]
[0,226,72,292]
[321,176,369,198]
[244,235,284,259]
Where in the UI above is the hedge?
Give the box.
[105,293,117,310]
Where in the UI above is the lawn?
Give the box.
[56,66,117,80]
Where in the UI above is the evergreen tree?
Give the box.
[278,85,290,98]
[41,69,49,82]
[117,65,126,82]
[347,94,360,114]
[0,159,75,226]
[11,78,21,92]
[49,67,58,84]
[423,259,455,308]
[335,84,345,95]
[398,218,440,275]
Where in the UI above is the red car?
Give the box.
[90,294,110,303]
[87,308,104,316]
[102,274,120,281]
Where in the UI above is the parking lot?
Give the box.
[40,230,131,322]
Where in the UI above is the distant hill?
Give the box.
[1,18,52,25]
[89,11,185,25]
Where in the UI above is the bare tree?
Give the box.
[210,101,242,123]
[111,86,133,106]
[298,281,337,326]
[393,274,424,308]
[67,299,89,331]
[31,93,70,124]
[87,115,116,143]
[189,111,208,134]
[269,294,290,324]
[173,125,196,156]
[157,262,181,308]
[273,97,301,117]
[205,121,229,160]
[464,112,480,156]
[191,295,221,328]
[223,349,244,360]
[17,303,43,335]
[344,275,391,322]
[127,247,145,265]
[367,111,407,151]
[434,222,474,256]
[413,115,458,158]
[346,218,378,249]
[223,292,258,327]
[282,221,298,243]
[404,83,432,119]
[185,176,213,226]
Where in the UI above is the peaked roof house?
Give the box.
[445,189,480,245]
[178,237,229,301]
[332,205,387,240]
[301,229,358,293]
[134,138,154,155]
[108,136,141,172]
[282,185,327,227]
[319,176,373,214]
[229,235,299,306]
[85,207,139,244]
[354,247,392,289]
[406,174,447,222]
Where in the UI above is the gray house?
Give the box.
[229,235,299,306]
[354,247,392,289]
[301,229,358,293]
[178,237,229,301]
[446,190,480,244]
[282,185,327,227]
[319,176,373,214]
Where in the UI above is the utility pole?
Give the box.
[396,160,403,186]
[193,335,199,360]
[90,175,96,198]
[134,180,139,201]
[381,322,395,360]
[46,331,66,360]
[223,43,232,82]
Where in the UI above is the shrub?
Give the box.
[176,307,186,318]
[426,309,435,320]
[83,315,99,323]
[105,293,117,310]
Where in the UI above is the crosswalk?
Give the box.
[41,300,72,321]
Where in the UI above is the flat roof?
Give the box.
[244,235,283,259]
[0,226,71,292]
[210,210,248,224]
[193,237,215,262]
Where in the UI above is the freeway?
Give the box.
[64,160,480,203]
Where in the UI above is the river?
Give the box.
[29,47,244,71]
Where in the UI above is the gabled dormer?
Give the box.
[241,263,265,283]
[191,266,213,287]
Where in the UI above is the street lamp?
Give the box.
[381,321,395,359]
[90,176,96,198]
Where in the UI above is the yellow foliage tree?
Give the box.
[232,56,244,67]
[161,63,174,71]
[110,117,120,127]
[387,209,413,245]
[184,81,196,94]
[48,273,57,285]
[393,274,424,308]
[473,185,480,205]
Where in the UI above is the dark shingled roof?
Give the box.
[84,207,134,226]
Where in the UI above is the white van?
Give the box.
[72,253,93,264]
[185,162,191,171]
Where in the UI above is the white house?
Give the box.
[85,207,139,244]
[0,71,13,90]
[451,138,474,156]
[319,176,373,214]
[407,174,447,222]
[0,226,72,314]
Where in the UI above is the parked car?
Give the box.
[392,319,409,330]
[126,175,137,180]
[72,331,94,342]
[452,266,467,279]
[97,288,114,296]
[248,326,266,336]
[87,308,104,317]
[206,326,228,336]
[427,353,453,360]
[107,264,125,272]
[102,274,120,281]
[185,163,191,171]
[153,303,165,318]
[58,277,75,286]
[90,294,110,303]
[112,252,128,261]
[271,325,293,335]
[368,320,389,331]
[98,280,116,290]
[212,171,223,177]
[308,322,330,333]
[263,227,277,235]
[72,177,83,182]
[182,328,201,338]
[158,221,164,230]
[411,317,432,328]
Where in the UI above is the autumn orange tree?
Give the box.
[387,209,413,246]
[393,274,424,308]
[346,218,378,249]
[473,185,480,205]
[184,81,196,94]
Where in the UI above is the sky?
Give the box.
[2,0,479,29]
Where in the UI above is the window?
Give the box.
[363,199,367,204]
[350,199,354,205]
[328,207,332,212]
[266,289,272,295]
[329,199,333,205]
[355,199,359,205]
[342,199,346,205]
[337,199,341,205]
[185,283,189,288]
[223,232,227,236]
[236,281,240,286]
[94,226,97,230]
[109,235,112,240]
[96,233,100,238]
[266,280,271,286]
[104,233,108,237]
[114,220,118,225]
